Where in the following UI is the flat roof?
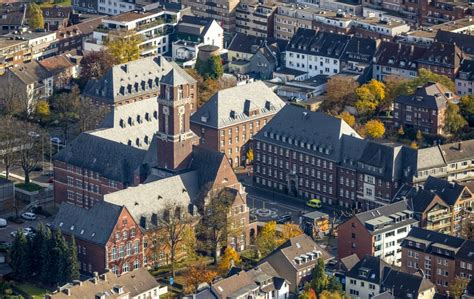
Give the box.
[0,38,26,48]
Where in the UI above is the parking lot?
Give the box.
[0,215,53,243]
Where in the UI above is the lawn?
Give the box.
[14,282,48,299]
[15,183,43,192]
[38,0,72,7]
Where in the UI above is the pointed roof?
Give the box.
[160,62,196,86]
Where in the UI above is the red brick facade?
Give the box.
[337,218,374,260]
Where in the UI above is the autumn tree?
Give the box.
[35,100,50,121]
[383,75,409,108]
[246,148,254,164]
[355,80,385,116]
[184,262,218,294]
[398,126,405,136]
[299,287,317,299]
[159,201,194,277]
[449,276,470,299]
[256,221,278,257]
[218,246,241,274]
[408,68,455,93]
[105,30,142,64]
[410,141,418,149]
[28,3,44,30]
[79,50,115,86]
[196,55,223,79]
[77,97,110,133]
[460,95,474,125]
[364,119,385,139]
[322,77,358,113]
[281,223,303,242]
[198,189,234,264]
[445,102,467,134]
[185,68,220,107]
[182,226,197,260]
[337,111,356,127]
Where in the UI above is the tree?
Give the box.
[16,122,47,184]
[196,56,223,79]
[416,130,423,143]
[311,258,329,294]
[27,3,44,30]
[449,276,470,299]
[246,148,254,164]
[37,226,53,285]
[105,30,142,64]
[337,112,356,127]
[10,231,30,281]
[281,223,303,241]
[460,95,474,125]
[445,102,467,134]
[0,117,20,180]
[461,213,473,240]
[159,201,193,277]
[79,50,115,85]
[36,100,50,121]
[51,88,80,143]
[256,221,278,257]
[319,291,343,299]
[398,126,405,136]
[49,228,70,285]
[299,287,317,299]
[364,119,385,139]
[410,141,418,149]
[218,246,241,274]
[384,75,409,108]
[326,76,358,109]
[182,226,197,260]
[77,97,110,133]
[355,80,386,116]
[0,72,31,119]
[409,68,455,93]
[184,262,218,294]
[66,236,80,281]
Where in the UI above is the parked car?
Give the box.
[306,198,322,209]
[50,137,62,144]
[276,214,292,224]
[0,218,7,228]
[21,212,37,221]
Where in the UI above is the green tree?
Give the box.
[10,231,30,281]
[105,31,142,64]
[38,227,53,285]
[28,3,44,30]
[49,229,69,285]
[310,258,328,294]
[409,68,455,93]
[365,119,385,139]
[445,102,467,134]
[66,236,80,281]
[208,55,223,79]
[460,95,474,125]
[30,223,47,275]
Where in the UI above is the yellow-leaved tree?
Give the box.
[364,119,385,139]
[256,221,278,257]
[355,80,386,116]
[218,246,241,274]
[337,111,356,127]
[281,223,303,242]
[106,30,142,64]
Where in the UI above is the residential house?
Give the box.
[373,41,426,81]
[417,41,463,80]
[4,31,58,60]
[393,82,457,135]
[400,176,474,236]
[208,262,290,299]
[171,15,223,66]
[337,200,418,266]
[190,81,286,167]
[259,234,333,292]
[181,0,240,33]
[83,9,179,57]
[0,38,28,74]
[345,255,436,299]
[0,3,25,34]
[351,17,410,40]
[339,36,379,77]
[227,33,284,79]
[401,227,474,294]
[41,6,72,31]
[55,16,103,54]
[285,28,351,76]
[51,202,144,275]
[38,54,77,90]
[435,30,474,57]
[235,2,276,38]
[456,59,474,96]
[47,268,167,298]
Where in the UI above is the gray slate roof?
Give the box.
[9,60,52,85]
[253,104,360,162]
[346,255,392,284]
[287,28,350,59]
[439,139,474,163]
[52,202,122,246]
[395,82,451,110]
[190,81,286,129]
[54,133,146,184]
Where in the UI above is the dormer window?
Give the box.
[145,112,150,121]
[119,119,125,128]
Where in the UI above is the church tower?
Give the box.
[156,67,198,172]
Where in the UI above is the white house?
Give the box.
[83,9,179,57]
[456,59,474,96]
[285,28,350,76]
[171,15,223,66]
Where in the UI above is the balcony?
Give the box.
[428,212,450,222]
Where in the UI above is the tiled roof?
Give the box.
[375,41,425,70]
[57,16,103,38]
[9,60,52,85]
[395,82,453,110]
[190,81,286,129]
[416,146,445,170]
[340,37,378,64]
[38,55,74,75]
[401,227,466,257]
[41,6,72,19]
[346,255,392,284]
[418,41,462,68]
[423,176,469,206]
[381,267,435,297]
[54,133,146,184]
[287,28,350,59]
[435,30,474,56]
[51,202,122,246]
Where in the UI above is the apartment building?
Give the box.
[0,39,27,74]
[338,201,417,266]
[236,2,276,38]
[83,9,179,57]
[52,202,144,276]
[417,41,463,80]
[286,28,350,76]
[456,59,474,96]
[181,0,240,33]
[273,5,315,41]
[401,227,473,294]
[393,82,457,135]
[373,41,426,81]
[345,255,435,299]
[190,81,286,168]
[397,176,474,236]
[351,17,410,40]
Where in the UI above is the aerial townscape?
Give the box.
[0,0,473,297]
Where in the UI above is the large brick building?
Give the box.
[401,227,474,294]
[52,202,144,276]
[190,81,285,168]
[337,200,418,266]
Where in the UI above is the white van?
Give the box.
[0,218,7,228]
